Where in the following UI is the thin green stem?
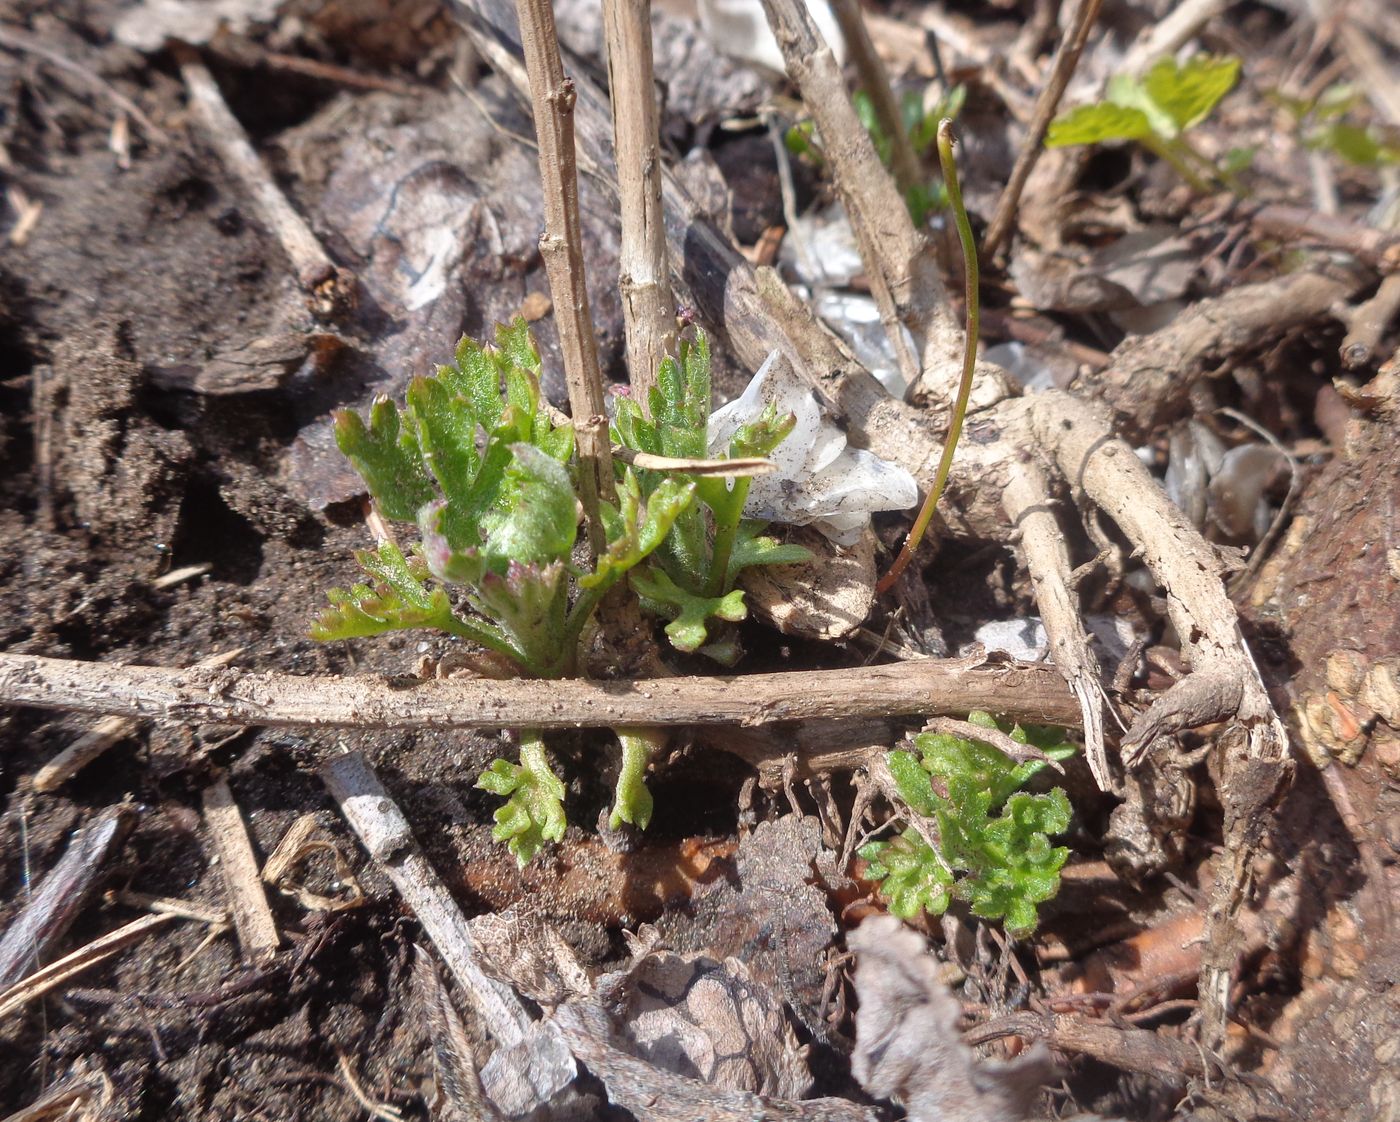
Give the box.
[877,120,979,595]
[705,481,750,598]
[439,612,539,675]
[1141,133,1214,194]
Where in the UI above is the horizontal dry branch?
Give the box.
[0,652,1081,732]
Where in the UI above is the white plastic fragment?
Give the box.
[708,351,919,545]
[696,0,847,74]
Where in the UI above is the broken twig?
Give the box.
[202,778,281,964]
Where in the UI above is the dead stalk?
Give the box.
[602,0,677,408]
[758,0,964,382]
[983,0,1105,259]
[202,778,281,964]
[0,651,1084,733]
[828,0,923,202]
[513,0,615,552]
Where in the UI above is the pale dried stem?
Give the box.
[202,778,281,964]
[321,752,576,1112]
[514,0,615,552]
[602,0,676,408]
[1028,390,1290,1049]
[1002,454,1111,790]
[175,44,354,320]
[0,913,179,1021]
[983,0,1105,260]
[0,651,1082,732]
[828,0,922,201]
[759,0,964,387]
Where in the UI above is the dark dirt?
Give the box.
[2,1,1398,1120]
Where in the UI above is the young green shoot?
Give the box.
[877,119,978,595]
[860,713,1076,937]
[1045,55,1243,193]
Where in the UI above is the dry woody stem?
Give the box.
[602,0,677,407]
[983,0,1105,259]
[0,651,1083,733]
[514,0,616,551]
[759,0,963,384]
[828,0,922,202]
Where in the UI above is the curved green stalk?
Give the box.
[877,119,979,595]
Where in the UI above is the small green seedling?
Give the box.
[613,331,810,663]
[859,713,1076,937]
[1271,81,1400,168]
[315,320,695,863]
[1046,54,1243,193]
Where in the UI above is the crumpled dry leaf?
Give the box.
[849,916,1055,1122]
[595,937,813,1098]
[654,815,840,1037]
[467,905,594,1009]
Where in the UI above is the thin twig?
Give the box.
[0,651,1085,733]
[513,0,615,553]
[0,913,179,1021]
[202,778,281,964]
[983,0,1105,260]
[174,43,355,321]
[1119,0,1232,78]
[1001,456,1112,790]
[602,0,677,407]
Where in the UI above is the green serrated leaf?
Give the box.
[1142,54,1241,134]
[630,566,746,653]
[478,444,578,572]
[441,335,506,433]
[478,735,567,866]
[334,399,436,522]
[583,472,697,591]
[727,523,814,586]
[311,541,452,640]
[406,376,481,549]
[472,560,569,675]
[1046,102,1153,147]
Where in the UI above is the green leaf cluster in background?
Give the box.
[860,713,1076,937]
[613,330,809,662]
[1046,55,1242,192]
[787,82,966,225]
[1271,81,1400,168]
